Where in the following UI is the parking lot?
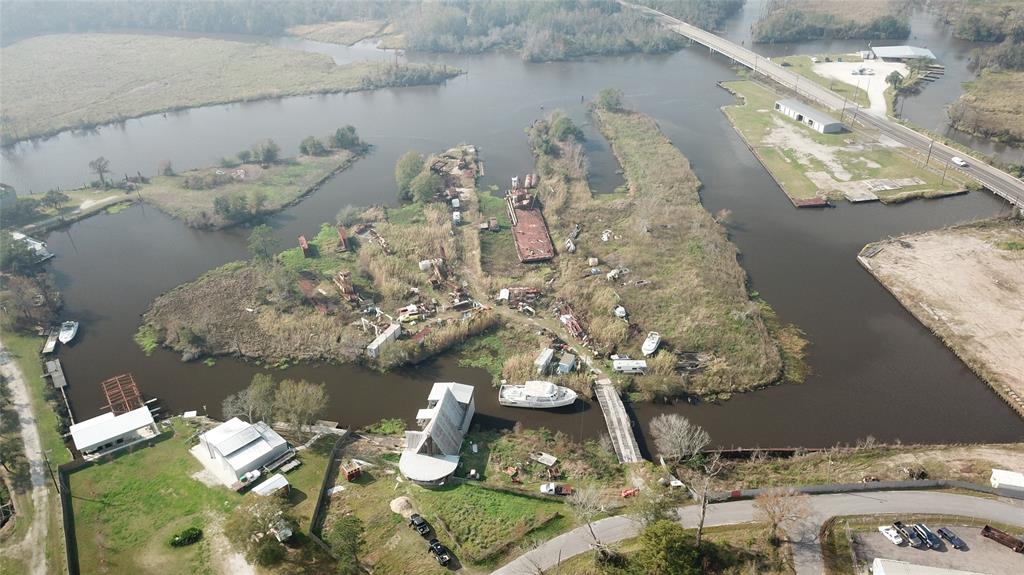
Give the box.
[855,524,1024,574]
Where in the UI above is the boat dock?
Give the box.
[42,329,59,354]
[44,359,68,388]
[593,378,643,463]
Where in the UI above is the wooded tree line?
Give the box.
[2,1,742,62]
[752,9,909,43]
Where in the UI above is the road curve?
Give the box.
[620,1,1024,209]
[490,491,1024,575]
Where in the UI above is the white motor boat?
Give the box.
[642,331,661,356]
[499,381,577,409]
[57,321,79,344]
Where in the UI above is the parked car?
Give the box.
[894,521,925,548]
[937,527,967,550]
[951,156,968,167]
[914,523,943,550]
[428,538,451,566]
[878,526,905,546]
[408,513,431,536]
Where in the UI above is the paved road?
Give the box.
[0,340,51,575]
[621,1,1024,209]
[490,491,1024,575]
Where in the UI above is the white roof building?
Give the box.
[366,322,402,359]
[991,468,1024,491]
[871,45,937,61]
[70,406,158,456]
[775,99,844,134]
[872,558,985,575]
[252,473,290,496]
[399,382,475,485]
[197,418,290,481]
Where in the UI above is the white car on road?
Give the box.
[951,156,968,167]
[878,525,906,545]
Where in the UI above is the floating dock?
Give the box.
[42,330,59,354]
[44,359,67,388]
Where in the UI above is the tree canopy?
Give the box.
[395,151,424,201]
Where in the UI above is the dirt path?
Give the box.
[0,339,51,575]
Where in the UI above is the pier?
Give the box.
[43,358,74,424]
[593,378,643,463]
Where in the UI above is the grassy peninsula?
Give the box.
[721,79,968,204]
[0,33,459,145]
[287,20,387,45]
[949,70,1024,145]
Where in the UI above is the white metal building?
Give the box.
[197,418,290,481]
[871,45,936,61]
[872,558,985,575]
[399,382,475,485]
[774,99,844,134]
[534,348,555,375]
[70,406,159,456]
[991,468,1024,491]
[366,322,402,359]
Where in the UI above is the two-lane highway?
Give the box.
[623,1,1024,208]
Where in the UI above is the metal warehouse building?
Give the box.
[871,45,936,61]
[774,99,844,134]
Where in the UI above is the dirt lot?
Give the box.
[855,523,1024,574]
[859,218,1024,416]
[813,60,907,116]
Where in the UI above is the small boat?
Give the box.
[642,331,661,356]
[57,321,78,344]
[499,381,577,409]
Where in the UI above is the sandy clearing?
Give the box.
[860,221,1024,415]
[78,194,120,211]
[763,115,862,180]
[813,60,908,116]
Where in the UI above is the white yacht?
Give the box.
[642,331,661,356]
[58,321,79,344]
[499,381,577,409]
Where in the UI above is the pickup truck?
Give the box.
[428,538,452,566]
[540,483,574,496]
[408,513,431,536]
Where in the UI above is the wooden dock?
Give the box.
[593,378,643,463]
[42,330,59,354]
[44,359,67,389]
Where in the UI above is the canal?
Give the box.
[4,9,1023,450]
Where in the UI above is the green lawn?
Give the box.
[69,419,242,575]
[413,482,565,565]
[1,331,71,464]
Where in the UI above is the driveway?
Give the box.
[490,491,1024,575]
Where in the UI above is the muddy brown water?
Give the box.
[5,15,1024,451]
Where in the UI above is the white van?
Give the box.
[951,156,968,167]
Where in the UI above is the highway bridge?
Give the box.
[623,1,1024,208]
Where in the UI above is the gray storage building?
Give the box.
[774,99,843,134]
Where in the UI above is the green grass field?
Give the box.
[1,33,455,144]
[140,151,355,229]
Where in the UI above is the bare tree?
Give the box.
[566,486,608,549]
[221,373,278,423]
[752,487,812,546]
[89,156,111,187]
[695,453,725,546]
[649,413,711,465]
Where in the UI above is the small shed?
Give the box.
[774,99,843,134]
[991,468,1024,491]
[252,473,290,496]
[534,348,555,375]
[556,353,577,375]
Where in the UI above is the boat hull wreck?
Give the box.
[498,380,577,409]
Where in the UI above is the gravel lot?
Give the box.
[855,524,1024,574]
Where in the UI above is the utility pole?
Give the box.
[941,159,949,185]
[43,450,59,493]
[924,140,934,167]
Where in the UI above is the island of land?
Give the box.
[721,78,969,206]
[858,216,1024,418]
[139,94,804,401]
[0,33,459,145]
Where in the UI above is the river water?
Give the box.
[4,11,1023,450]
